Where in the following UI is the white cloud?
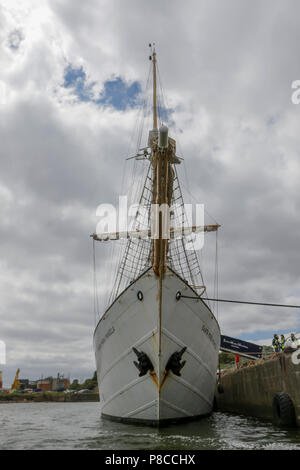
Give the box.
[0,0,300,386]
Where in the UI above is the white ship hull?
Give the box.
[94,266,220,425]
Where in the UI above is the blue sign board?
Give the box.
[220,335,263,359]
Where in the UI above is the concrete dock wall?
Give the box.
[216,351,300,426]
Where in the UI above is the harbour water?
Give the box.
[0,402,299,450]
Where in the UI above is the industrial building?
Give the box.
[37,374,70,391]
[0,371,70,392]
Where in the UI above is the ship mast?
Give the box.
[150,45,168,278]
[152,47,158,130]
[91,47,220,306]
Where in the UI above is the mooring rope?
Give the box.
[179,295,300,309]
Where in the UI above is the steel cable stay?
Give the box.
[176,292,300,309]
[92,238,100,324]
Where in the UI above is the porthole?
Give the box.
[176,291,181,301]
[137,291,143,301]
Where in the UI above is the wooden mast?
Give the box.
[150,45,163,358]
[151,45,168,278]
[151,45,159,276]
[152,48,158,130]
[150,45,168,358]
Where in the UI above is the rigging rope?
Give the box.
[92,239,100,324]
[94,53,221,313]
[180,295,300,309]
[213,230,219,320]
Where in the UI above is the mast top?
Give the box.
[149,43,157,129]
[149,42,156,56]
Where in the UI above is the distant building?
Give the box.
[29,381,37,390]
[37,375,70,392]
[19,379,29,391]
[18,379,38,391]
[37,377,53,391]
[56,377,70,390]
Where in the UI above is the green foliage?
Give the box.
[70,372,98,391]
[82,372,98,390]
[70,379,81,390]
[219,352,235,368]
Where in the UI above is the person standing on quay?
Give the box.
[235,355,240,369]
[291,333,299,348]
[272,334,280,352]
[280,334,285,351]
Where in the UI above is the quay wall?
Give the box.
[215,351,300,426]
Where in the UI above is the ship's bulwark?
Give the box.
[94,266,220,425]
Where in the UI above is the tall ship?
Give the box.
[92,46,221,425]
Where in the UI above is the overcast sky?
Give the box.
[0,0,300,387]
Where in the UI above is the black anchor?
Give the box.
[132,347,154,377]
[165,347,187,376]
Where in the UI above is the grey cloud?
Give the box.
[7,29,24,50]
[1,0,300,386]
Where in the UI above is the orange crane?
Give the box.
[11,368,20,392]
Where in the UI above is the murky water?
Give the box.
[0,402,299,450]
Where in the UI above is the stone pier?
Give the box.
[215,351,300,427]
